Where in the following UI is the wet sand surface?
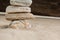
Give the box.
[0,15,60,40]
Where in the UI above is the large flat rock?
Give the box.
[0,14,60,40]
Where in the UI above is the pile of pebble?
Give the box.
[5,0,34,29]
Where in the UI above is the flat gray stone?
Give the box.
[10,0,32,6]
[6,6,31,13]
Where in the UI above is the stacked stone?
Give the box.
[5,0,34,29]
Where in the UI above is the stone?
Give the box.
[10,0,32,6]
[9,21,25,29]
[5,13,34,20]
[9,20,32,29]
[6,6,31,13]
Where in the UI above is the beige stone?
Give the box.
[6,6,31,13]
[5,13,34,20]
[10,0,32,6]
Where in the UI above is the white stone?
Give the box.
[10,0,32,6]
[6,6,31,13]
[9,20,32,29]
[5,13,34,20]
